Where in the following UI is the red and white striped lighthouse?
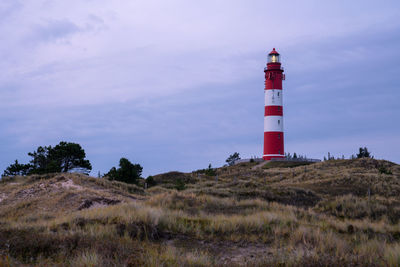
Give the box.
[263,48,285,160]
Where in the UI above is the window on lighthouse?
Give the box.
[268,54,280,63]
[278,120,280,125]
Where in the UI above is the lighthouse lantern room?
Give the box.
[263,48,285,160]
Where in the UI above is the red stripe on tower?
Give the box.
[263,48,285,160]
[265,106,283,116]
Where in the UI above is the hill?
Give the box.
[0,158,399,266]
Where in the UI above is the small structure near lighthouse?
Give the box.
[263,48,285,160]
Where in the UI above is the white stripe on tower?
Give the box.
[264,114,283,132]
[264,89,283,106]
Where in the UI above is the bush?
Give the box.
[104,158,142,184]
[205,164,216,176]
[146,176,157,187]
[2,160,31,176]
[357,147,372,158]
[379,166,392,175]
[175,179,186,191]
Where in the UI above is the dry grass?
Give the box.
[70,250,101,267]
[0,158,399,266]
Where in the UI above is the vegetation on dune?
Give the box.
[262,160,312,169]
[226,152,241,166]
[104,157,143,184]
[357,147,373,159]
[3,141,92,176]
[0,157,400,266]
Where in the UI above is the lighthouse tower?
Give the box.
[263,48,285,160]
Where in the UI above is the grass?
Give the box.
[0,158,399,266]
[262,160,314,169]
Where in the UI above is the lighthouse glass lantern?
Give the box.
[268,49,280,63]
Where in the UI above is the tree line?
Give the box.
[3,141,375,186]
[3,142,92,176]
[323,147,372,161]
[2,141,143,185]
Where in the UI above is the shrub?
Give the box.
[204,164,216,176]
[357,147,372,158]
[379,166,392,175]
[104,158,142,184]
[175,179,186,191]
[146,176,157,187]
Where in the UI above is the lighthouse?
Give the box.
[263,48,285,160]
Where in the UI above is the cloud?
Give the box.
[27,19,81,44]
[0,0,400,176]
[2,0,398,107]
[0,1,22,21]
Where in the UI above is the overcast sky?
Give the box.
[1,0,399,176]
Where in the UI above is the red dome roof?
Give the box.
[269,48,279,55]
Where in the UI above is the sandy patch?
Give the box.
[251,161,268,170]
[16,188,39,199]
[59,179,84,190]
[89,203,108,209]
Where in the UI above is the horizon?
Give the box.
[1,1,399,177]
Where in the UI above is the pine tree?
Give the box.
[104,158,143,184]
[357,147,372,158]
[226,152,240,166]
[3,141,92,176]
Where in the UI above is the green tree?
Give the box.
[3,141,92,176]
[226,152,240,166]
[49,142,92,173]
[2,160,31,177]
[357,147,372,158]
[146,176,157,187]
[105,158,143,184]
[28,145,54,174]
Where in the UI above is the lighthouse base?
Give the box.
[263,155,285,161]
[263,131,284,161]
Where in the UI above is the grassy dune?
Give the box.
[0,158,399,266]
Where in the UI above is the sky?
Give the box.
[1,0,400,177]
